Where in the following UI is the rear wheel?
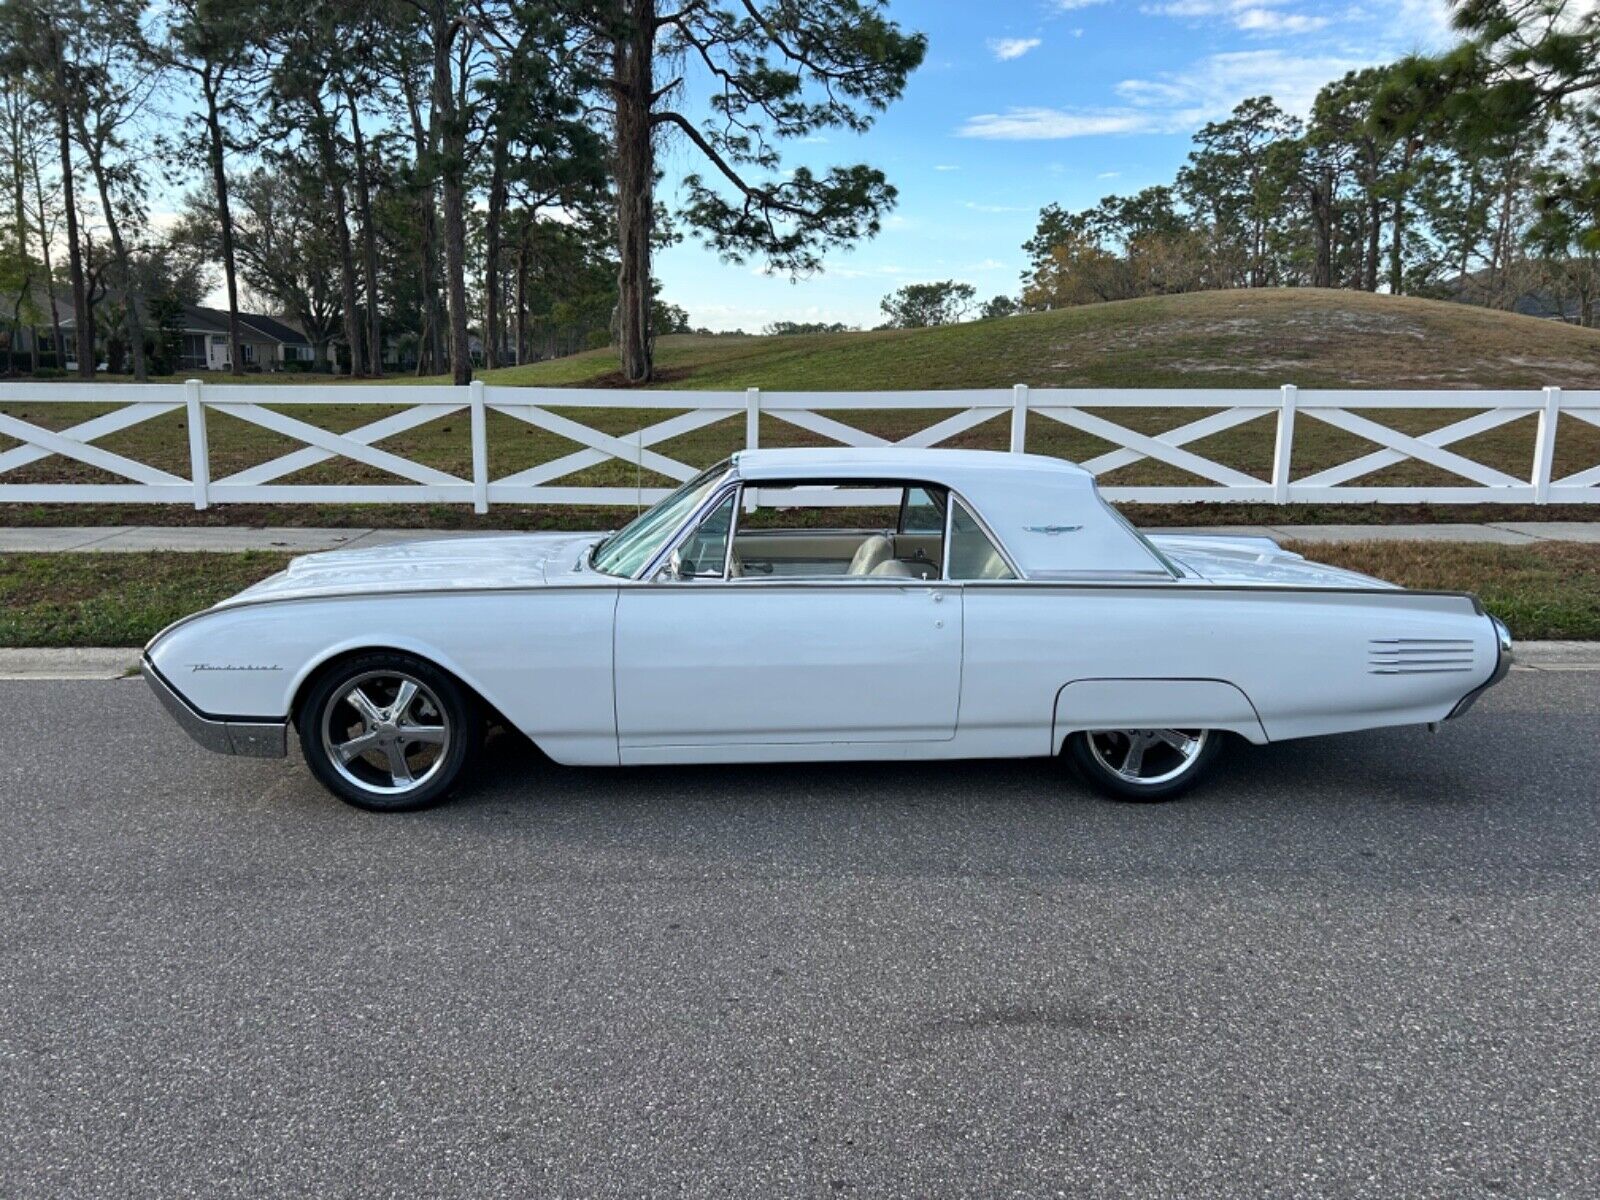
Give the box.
[1065,728,1222,803]
[298,652,480,812]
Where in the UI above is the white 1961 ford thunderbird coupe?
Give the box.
[144,447,1511,810]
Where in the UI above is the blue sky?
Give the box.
[656,0,1459,331]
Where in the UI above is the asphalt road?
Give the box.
[3,671,1598,1199]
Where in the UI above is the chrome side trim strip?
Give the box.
[142,658,288,758]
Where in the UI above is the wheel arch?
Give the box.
[1051,677,1269,754]
[288,640,514,736]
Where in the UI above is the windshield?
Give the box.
[590,461,731,578]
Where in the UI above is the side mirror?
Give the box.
[669,548,693,580]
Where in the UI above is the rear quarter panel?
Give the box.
[959,584,1498,753]
[146,589,621,765]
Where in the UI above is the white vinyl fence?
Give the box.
[0,380,1596,511]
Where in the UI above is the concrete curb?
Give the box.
[0,648,143,680]
[3,642,1596,681]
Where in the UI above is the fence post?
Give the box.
[745,386,760,511]
[469,378,489,514]
[1531,385,1560,505]
[1271,384,1297,504]
[185,378,210,511]
[1010,384,1028,454]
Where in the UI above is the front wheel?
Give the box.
[298,652,481,812]
[1064,728,1222,803]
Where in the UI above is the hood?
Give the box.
[1148,534,1397,590]
[220,532,603,606]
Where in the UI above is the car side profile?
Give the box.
[143,448,1511,810]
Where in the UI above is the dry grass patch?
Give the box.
[1284,540,1600,640]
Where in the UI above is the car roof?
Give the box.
[732,447,1098,489]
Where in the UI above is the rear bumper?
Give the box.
[142,657,288,758]
[1447,616,1514,720]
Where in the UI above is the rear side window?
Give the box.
[900,487,945,533]
[947,499,1016,580]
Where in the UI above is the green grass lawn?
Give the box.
[2,540,1595,647]
[3,289,1598,528]
[0,552,292,648]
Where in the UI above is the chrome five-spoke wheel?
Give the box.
[1065,728,1222,802]
[322,671,451,796]
[298,652,480,811]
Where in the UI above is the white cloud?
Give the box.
[964,201,1032,213]
[1053,0,1109,8]
[1096,170,1122,179]
[957,48,1378,142]
[957,107,1154,140]
[988,36,1042,61]
[1143,0,1327,36]
[933,163,961,171]
[1115,49,1373,120]
[1234,8,1329,33]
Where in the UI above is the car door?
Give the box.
[614,581,962,751]
[611,487,963,752]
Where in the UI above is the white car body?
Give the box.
[144,448,1511,770]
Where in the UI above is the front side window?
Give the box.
[668,492,736,579]
[590,461,730,578]
[947,499,1017,580]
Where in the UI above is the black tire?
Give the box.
[1064,728,1223,803]
[297,651,481,812]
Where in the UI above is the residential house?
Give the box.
[1,290,319,372]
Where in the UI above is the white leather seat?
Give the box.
[847,534,893,576]
[868,559,917,578]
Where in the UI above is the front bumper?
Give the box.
[1447,615,1514,720]
[142,657,289,758]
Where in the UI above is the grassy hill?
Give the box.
[479,288,1600,391]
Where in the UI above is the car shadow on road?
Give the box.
[379,712,1596,883]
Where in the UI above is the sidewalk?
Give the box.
[1,521,1598,554]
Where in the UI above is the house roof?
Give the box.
[191,307,309,345]
[53,303,311,345]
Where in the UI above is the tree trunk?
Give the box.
[399,69,442,377]
[613,0,655,383]
[1310,168,1333,289]
[1388,142,1415,297]
[50,32,92,379]
[201,69,243,377]
[33,170,61,371]
[9,104,30,374]
[432,14,471,386]
[310,96,363,377]
[85,159,146,380]
[514,233,528,366]
[347,91,382,377]
[1363,196,1381,292]
[482,132,508,372]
